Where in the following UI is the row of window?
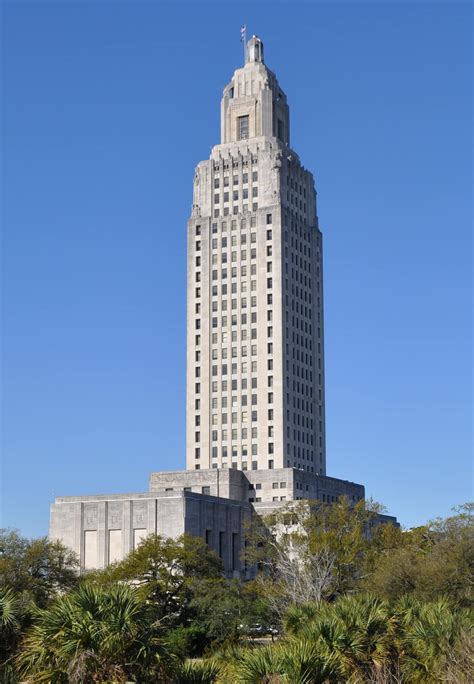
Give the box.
[200,381,280,400]
[195,459,274,472]
[212,156,258,172]
[212,216,257,233]
[286,192,307,214]
[248,481,287,491]
[213,170,258,188]
[285,176,307,197]
[249,496,287,502]
[214,204,258,218]
[284,214,318,245]
[214,187,258,204]
[209,248,260,264]
[286,253,312,275]
[195,218,271,240]
[209,233,262,248]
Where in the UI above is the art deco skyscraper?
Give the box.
[186,36,326,477]
[49,35,385,573]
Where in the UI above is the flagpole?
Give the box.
[241,25,247,63]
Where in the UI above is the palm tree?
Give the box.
[1,586,28,683]
[279,638,341,683]
[396,597,473,682]
[224,638,340,683]
[298,595,397,681]
[16,583,174,683]
[283,602,320,636]
[229,643,283,683]
[172,658,221,683]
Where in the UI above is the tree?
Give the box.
[243,498,384,620]
[16,583,173,683]
[0,587,26,683]
[88,533,223,628]
[396,596,473,683]
[188,578,268,647]
[0,529,79,608]
[362,503,474,606]
[0,530,79,682]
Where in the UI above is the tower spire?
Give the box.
[246,34,264,64]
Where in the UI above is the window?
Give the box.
[266,213,273,224]
[202,486,210,495]
[277,119,284,140]
[238,115,249,140]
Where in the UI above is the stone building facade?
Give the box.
[187,35,326,476]
[49,36,396,574]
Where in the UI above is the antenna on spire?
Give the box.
[240,24,247,62]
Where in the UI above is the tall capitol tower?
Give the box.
[49,37,381,574]
[187,36,326,476]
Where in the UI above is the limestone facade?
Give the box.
[48,37,396,573]
[187,36,325,476]
[50,490,252,576]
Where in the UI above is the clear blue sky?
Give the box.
[2,1,472,537]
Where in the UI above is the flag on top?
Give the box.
[240,25,246,42]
